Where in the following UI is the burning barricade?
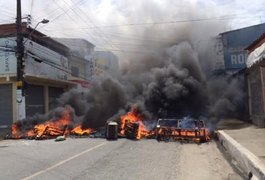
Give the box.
[8,105,211,143]
[117,106,211,142]
[118,106,155,140]
[10,106,95,140]
[155,118,211,143]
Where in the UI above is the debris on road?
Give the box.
[7,105,211,143]
[55,135,66,142]
[9,107,95,140]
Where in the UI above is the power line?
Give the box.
[95,48,155,54]
[39,24,171,50]
[51,0,99,46]
[46,0,126,55]
[33,36,157,54]
[38,14,265,45]
[24,42,63,61]
[64,0,121,52]
[0,47,15,53]
[55,15,265,29]
[38,5,159,51]
[25,42,94,82]
[0,7,16,17]
[45,0,87,25]
[26,50,65,69]
[30,0,34,16]
[49,0,116,55]
[26,51,90,82]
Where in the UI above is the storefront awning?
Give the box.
[247,43,265,68]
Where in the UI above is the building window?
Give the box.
[71,66,79,77]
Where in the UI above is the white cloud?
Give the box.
[0,0,264,60]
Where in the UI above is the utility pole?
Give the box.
[16,0,24,89]
[16,0,26,120]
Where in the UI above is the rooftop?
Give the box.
[0,23,70,56]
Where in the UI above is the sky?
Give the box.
[0,0,264,60]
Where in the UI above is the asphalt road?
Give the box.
[0,138,242,180]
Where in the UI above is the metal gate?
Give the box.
[49,87,63,111]
[25,84,44,117]
[0,84,13,126]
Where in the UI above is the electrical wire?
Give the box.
[45,0,87,25]
[26,50,92,81]
[27,37,156,54]
[38,15,265,45]
[24,45,63,62]
[51,0,99,46]
[95,48,155,54]
[0,8,16,18]
[59,0,120,52]
[52,14,265,29]
[68,0,120,50]
[0,49,15,53]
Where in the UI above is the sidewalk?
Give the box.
[217,119,265,179]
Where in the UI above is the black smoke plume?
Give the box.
[14,41,245,131]
[13,1,246,131]
[13,41,245,133]
[53,41,244,129]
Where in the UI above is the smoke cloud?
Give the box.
[14,1,246,130]
[54,41,245,129]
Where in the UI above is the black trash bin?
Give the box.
[106,121,118,140]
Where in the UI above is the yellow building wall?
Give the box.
[69,60,86,80]
[94,58,108,76]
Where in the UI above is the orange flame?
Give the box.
[11,107,95,139]
[120,110,142,135]
[156,126,211,142]
[11,124,22,139]
[71,125,94,135]
[119,106,153,139]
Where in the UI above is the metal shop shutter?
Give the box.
[25,84,44,117]
[0,84,13,126]
[48,87,64,111]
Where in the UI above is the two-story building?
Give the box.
[54,38,95,88]
[94,51,119,77]
[0,23,75,126]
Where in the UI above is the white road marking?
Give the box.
[22,142,108,180]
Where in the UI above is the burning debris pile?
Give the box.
[9,104,211,143]
[10,106,94,140]
[155,118,210,143]
[9,105,155,141]
[119,106,155,140]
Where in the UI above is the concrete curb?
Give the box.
[217,130,265,179]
